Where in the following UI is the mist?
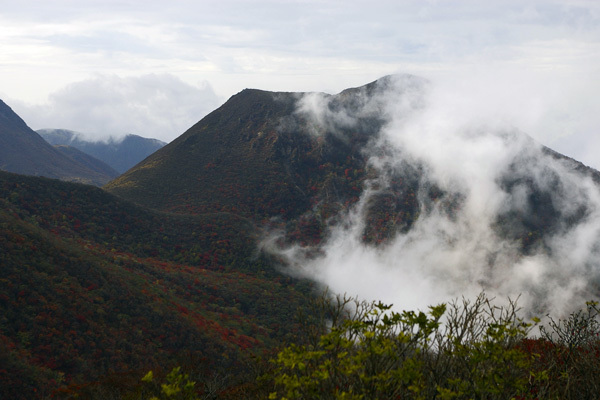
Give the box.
[10,74,222,143]
[268,74,600,317]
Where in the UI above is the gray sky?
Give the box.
[1,0,599,168]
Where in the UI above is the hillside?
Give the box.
[0,100,116,186]
[53,145,120,178]
[0,170,312,398]
[38,129,166,173]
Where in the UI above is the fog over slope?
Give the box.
[269,74,600,316]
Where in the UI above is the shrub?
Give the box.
[267,293,538,400]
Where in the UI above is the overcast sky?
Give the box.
[0,1,599,167]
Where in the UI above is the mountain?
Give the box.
[0,100,117,186]
[38,129,166,173]
[53,145,119,178]
[107,74,600,312]
[105,74,599,244]
[104,83,386,222]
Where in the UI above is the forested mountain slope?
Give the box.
[0,170,311,398]
[5,75,600,398]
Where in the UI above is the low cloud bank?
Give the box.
[12,74,221,143]
[268,74,600,317]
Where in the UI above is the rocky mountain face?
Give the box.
[0,100,117,186]
[38,129,166,173]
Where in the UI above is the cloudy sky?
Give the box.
[0,0,599,167]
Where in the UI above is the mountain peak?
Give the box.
[0,99,30,132]
[38,129,166,173]
[338,73,428,96]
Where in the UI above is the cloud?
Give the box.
[11,74,222,142]
[267,73,600,317]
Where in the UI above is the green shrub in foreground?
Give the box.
[267,294,600,400]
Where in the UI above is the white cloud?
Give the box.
[270,75,600,317]
[11,74,221,142]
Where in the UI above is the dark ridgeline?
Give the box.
[38,129,167,174]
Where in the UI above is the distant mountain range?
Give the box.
[0,97,166,185]
[37,129,166,174]
[0,100,116,185]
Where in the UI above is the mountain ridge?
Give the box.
[38,129,166,173]
[0,100,117,185]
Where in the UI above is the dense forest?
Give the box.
[0,170,313,398]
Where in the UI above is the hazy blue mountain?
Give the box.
[0,99,117,185]
[53,145,119,178]
[38,129,166,173]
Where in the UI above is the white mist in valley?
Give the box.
[268,74,600,317]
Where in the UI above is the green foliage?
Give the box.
[268,293,600,400]
[267,293,538,400]
[139,367,198,400]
